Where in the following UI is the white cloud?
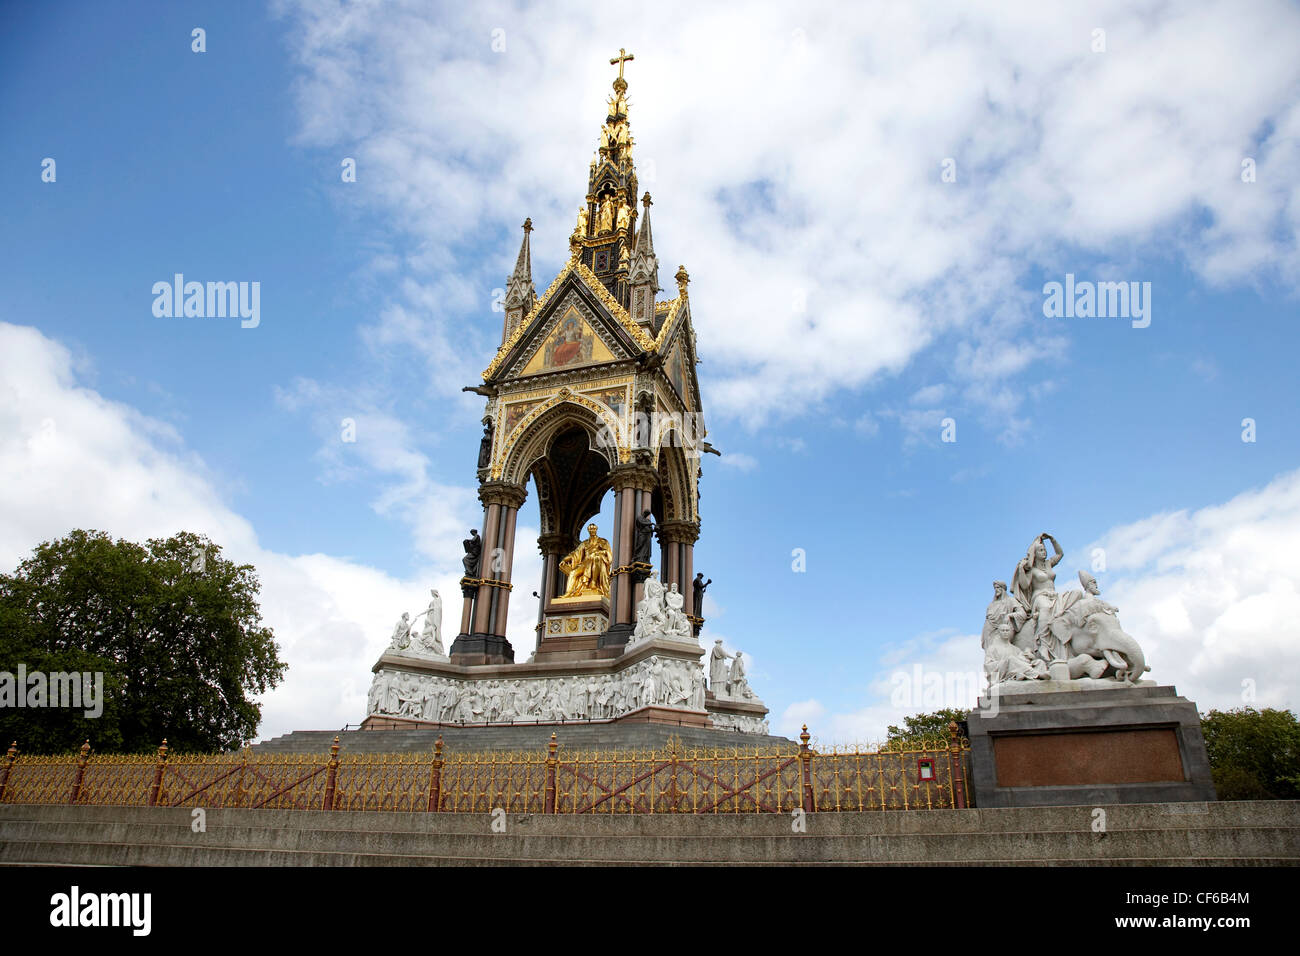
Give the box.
[0,322,477,741]
[275,0,1300,433]
[718,451,758,472]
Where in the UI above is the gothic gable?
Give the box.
[488,266,652,384]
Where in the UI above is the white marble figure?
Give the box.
[983,620,1049,685]
[388,612,413,652]
[982,534,1151,689]
[729,652,754,700]
[415,589,445,657]
[368,670,389,715]
[632,574,668,643]
[708,640,733,694]
[981,580,1025,650]
[365,656,745,727]
[663,584,692,639]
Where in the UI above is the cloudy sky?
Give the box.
[2,0,1298,745]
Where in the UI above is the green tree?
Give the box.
[0,530,287,753]
[884,708,969,749]
[1200,707,1300,800]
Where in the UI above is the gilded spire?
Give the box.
[571,50,642,304]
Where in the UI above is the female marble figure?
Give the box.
[368,672,389,715]
[384,673,402,714]
[1013,533,1065,660]
[418,589,443,655]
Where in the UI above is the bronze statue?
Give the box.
[462,529,482,578]
[633,509,655,565]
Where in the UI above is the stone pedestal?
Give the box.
[536,595,610,662]
[448,633,514,666]
[966,684,1216,808]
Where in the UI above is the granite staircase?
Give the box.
[2,801,1297,866]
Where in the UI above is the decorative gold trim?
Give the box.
[653,296,686,350]
[493,387,631,481]
[482,258,578,380]
[571,260,655,352]
[482,258,655,381]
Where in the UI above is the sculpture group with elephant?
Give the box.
[981,533,1150,688]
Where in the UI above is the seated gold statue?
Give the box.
[559,523,612,598]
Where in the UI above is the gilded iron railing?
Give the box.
[0,724,971,813]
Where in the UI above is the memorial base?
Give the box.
[966,684,1216,808]
[365,637,770,734]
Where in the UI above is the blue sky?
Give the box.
[2,0,1298,743]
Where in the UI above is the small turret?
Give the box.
[502,218,536,340]
[629,192,660,330]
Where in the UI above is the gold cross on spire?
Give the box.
[610,48,634,81]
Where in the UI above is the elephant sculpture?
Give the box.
[1013,594,1149,683]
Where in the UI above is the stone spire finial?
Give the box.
[502,218,537,340]
[628,194,660,324]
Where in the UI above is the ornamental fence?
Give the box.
[0,725,970,814]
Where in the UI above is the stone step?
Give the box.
[2,803,1296,866]
[2,817,1295,864]
[3,840,1280,867]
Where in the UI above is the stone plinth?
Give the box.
[966,684,1216,808]
[448,633,514,666]
[534,595,607,661]
[536,595,609,661]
